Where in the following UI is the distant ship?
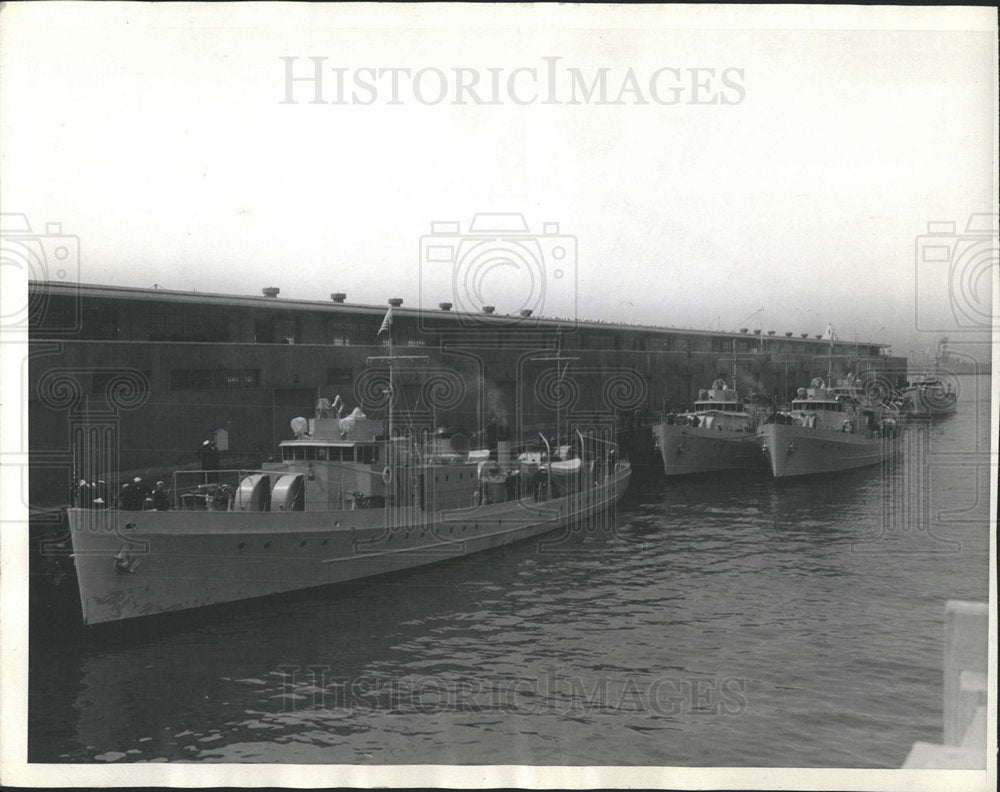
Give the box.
[652,380,766,476]
[915,336,990,376]
[899,376,958,418]
[759,378,900,478]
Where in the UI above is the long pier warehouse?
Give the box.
[27,281,907,503]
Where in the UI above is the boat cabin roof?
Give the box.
[279,439,371,447]
[791,398,841,410]
[693,400,744,411]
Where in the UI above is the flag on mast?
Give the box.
[378,307,393,337]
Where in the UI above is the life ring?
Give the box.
[381,466,392,485]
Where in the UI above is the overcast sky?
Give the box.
[2,3,996,362]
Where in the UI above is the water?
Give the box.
[28,375,991,767]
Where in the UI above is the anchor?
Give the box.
[113,545,142,573]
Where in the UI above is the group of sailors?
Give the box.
[72,476,169,511]
[663,413,706,427]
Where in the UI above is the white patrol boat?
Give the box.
[899,375,958,418]
[65,403,631,626]
[758,378,900,478]
[651,380,766,476]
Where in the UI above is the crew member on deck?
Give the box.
[197,439,220,482]
[132,477,151,510]
[152,480,169,511]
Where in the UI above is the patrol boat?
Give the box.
[758,378,900,478]
[899,376,958,418]
[651,380,766,476]
[65,401,631,626]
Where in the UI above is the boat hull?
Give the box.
[652,424,765,476]
[900,391,958,418]
[67,467,630,625]
[758,424,898,478]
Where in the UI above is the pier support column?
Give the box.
[943,599,988,747]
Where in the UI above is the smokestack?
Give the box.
[331,293,346,303]
[262,287,280,298]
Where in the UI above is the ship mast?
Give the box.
[732,338,737,393]
[368,302,427,506]
[530,325,578,460]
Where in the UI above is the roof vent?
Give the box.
[753,329,762,335]
[739,328,749,334]
[520,309,533,318]
[800,333,809,338]
[483,305,495,314]
[331,292,346,303]
[438,302,452,311]
[784,332,793,337]
[388,298,403,307]
[815,334,823,340]
[767,330,776,336]
[262,287,280,298]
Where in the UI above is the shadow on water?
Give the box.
[29,521,599,761]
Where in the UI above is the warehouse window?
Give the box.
[326,367,353,387]
[170,368,260,390]
[80,308,120,340]
[149,312,229,342]
[254,317,299,344]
